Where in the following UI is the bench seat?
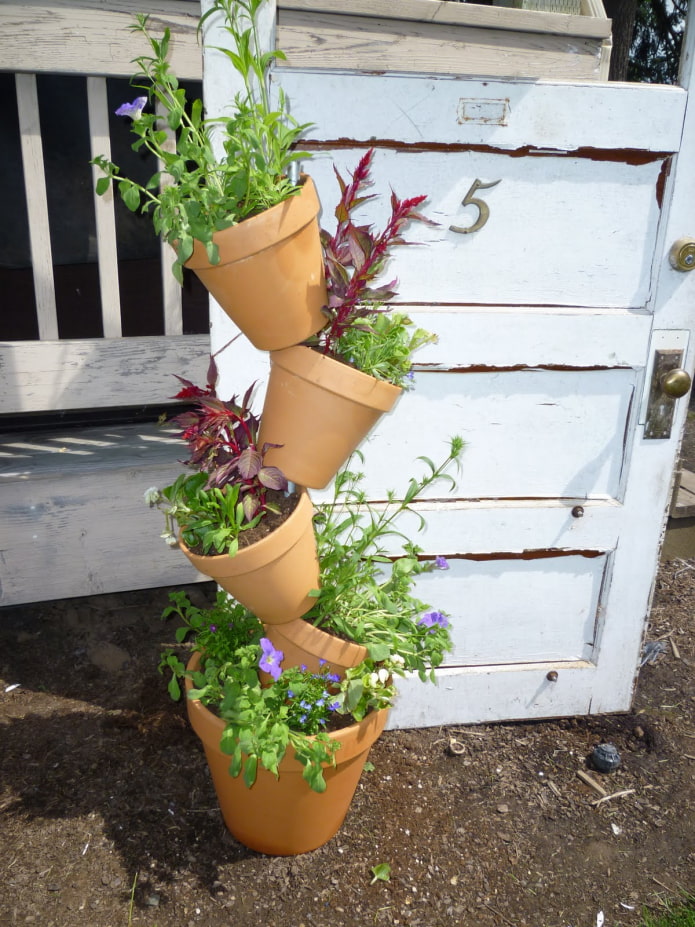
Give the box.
[0,422,205,606]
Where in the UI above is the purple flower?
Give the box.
[208,624,217,633]
[115,96,148,120]
[418,610,449,632]
[435,556,450,570]
[319,658,327,667]
[328,700,341,712]
[327,672,341,684]
[259,638,284,681]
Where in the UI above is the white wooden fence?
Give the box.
[1,1,208,416]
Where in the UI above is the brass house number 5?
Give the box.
[449,178,502,235]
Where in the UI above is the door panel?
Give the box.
[365,368,636,500]
[413,553,608,665]
[305,149,665,307]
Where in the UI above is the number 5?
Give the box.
[449,178,502,235]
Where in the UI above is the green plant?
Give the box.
[641,895,695,927]
[370,863,392,884]
[145,363,288,555]
[159,441,462,794]
[307,147,437,387]
[92,0,310,283]
[306,436,464,677]
[160,591,400,792]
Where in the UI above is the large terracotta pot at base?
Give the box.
[259,346,402,489]
[177,491,319,624]
[183,177,327,351]
[264,618,368,679]
[185,652,389,856]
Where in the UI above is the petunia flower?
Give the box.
[435,555,450,570]
[115,96,148,120]
[258,638,284,681]
[418,610,449,631]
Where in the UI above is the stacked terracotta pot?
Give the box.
[180,174,403,855]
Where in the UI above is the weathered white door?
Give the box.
[206,5,695,727]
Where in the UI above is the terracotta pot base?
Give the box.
[185,652,388,855]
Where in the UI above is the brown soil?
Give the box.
[0,561,693,927]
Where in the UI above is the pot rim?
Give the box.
[184,650,389,773]
[268,344,402,411]
[177,489,315,579]
[184,175,320,270]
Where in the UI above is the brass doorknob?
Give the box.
[661,368,692,398]
[669,238,695,271]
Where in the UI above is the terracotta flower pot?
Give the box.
[185,652,389,855]
[177,491,319,624]
[259,346,402,489]
[263,618,367,679]
[183,177,327,351]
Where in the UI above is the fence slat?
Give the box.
[87,76,122,338]
[156,99,184,336]
[15,73,58,341]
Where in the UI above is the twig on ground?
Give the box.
[576,769,608,797]
[592,789,636,807]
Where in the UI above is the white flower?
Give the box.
[377,668,390,684]
[161,531,178,548]
[144,486,160,506]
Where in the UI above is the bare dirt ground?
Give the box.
[0,558,694,927]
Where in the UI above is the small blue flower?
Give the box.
[115,96,148,120]
[316,698,325,707]
[300,700,312,711]
[327,672,341,684]
[319,658,328,667]
[287,689,294,699]
[435,556,450,570]
[300,713,308,724]
[328,700,341,712]
[208,624,217,633]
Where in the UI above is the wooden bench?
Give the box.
[0,1,210,605]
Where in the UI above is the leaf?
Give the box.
[370,863,391,884]
[121,183,141,212]
[367,642,390,662]
[241,493,259,523]
[95,176,111,196]
[167,676,181,701]
[237,447,262,479]
[258,465,288,491]
[243,754,258,788]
